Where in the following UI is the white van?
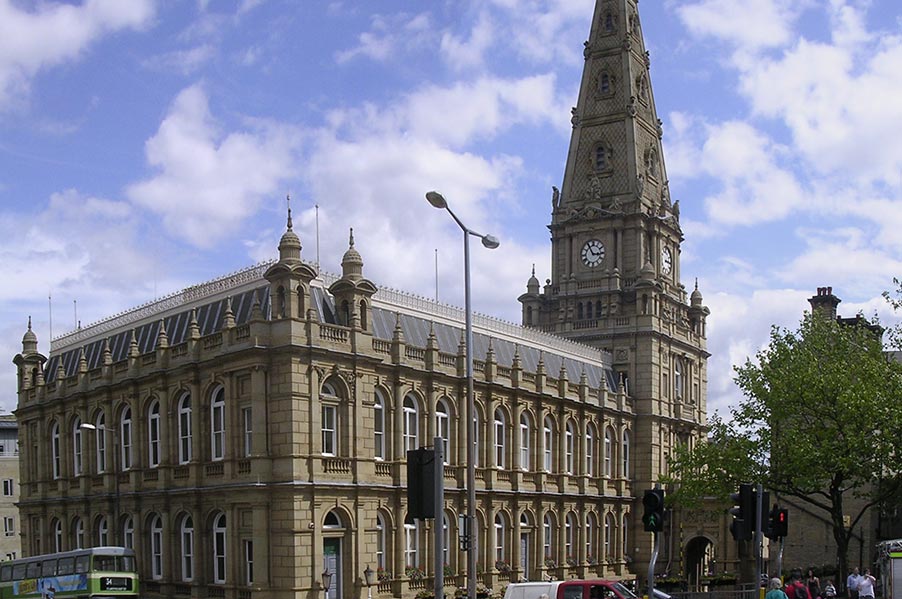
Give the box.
[502,579,640,599]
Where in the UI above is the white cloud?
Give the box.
[440,11,495,71]
[334,12,431,64]
[143,44,216,75]
[676,0,807,51]
[0,0,155,110]
[127,84,301,248]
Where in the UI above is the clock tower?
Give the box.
[519,0,711,577]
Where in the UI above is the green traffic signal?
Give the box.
[642,489,665,532]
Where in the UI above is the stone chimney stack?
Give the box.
[809,286,841,320]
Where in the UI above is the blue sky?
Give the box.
[3,0,902,417]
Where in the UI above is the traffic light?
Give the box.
[729,484,754,541]
[642,489,665,532]
[772,507,788,538]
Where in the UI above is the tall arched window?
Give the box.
[586,513,598,563]
[565,513,576,563]
[51,421,61,479]
[148,401,161,468]
[150,514,163,579]
[674,358,683,399]
[622,513,629,558]
[565,420,575,474]
[586,423,596,477]
[600,73,610,94]
[543,417,553,472]
[321,382,339,457]
[543,513,553,561]
[178,393,192,464]
[519,413,531,471]
[374,390,385,461]
[72,517,84,549]
[211,387,225,461]
[121,407,132,470]
[213,512,227,584]
[436,399,450,465]
[52,519,62,552]
[622,430,631,477]
[403,395,418,452]
[180,515,194,582]
[494,513,506,563]
[95,413,107,473]
[96,516,109,546]
[72,417,83,476]
[360,300,368,330]
[376,513,387,571]
[493,409,506,469]
[603,427,613,477]
[604,513,614,559]
[122,515,134,549]
[404,518,419,569]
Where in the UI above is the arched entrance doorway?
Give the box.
[323,510,347,599]
[685,536,714,589]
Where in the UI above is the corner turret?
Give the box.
[264,195,318,320]
[329,228,377,331]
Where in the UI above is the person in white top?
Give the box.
[857,568,876,599]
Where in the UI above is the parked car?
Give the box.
[503,579,640,599]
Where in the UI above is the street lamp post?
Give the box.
[426,191,500,599]
[80,423,119,544]
[321,567,332,598]
[363,564,377,599]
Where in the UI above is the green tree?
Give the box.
[665,310,902,579]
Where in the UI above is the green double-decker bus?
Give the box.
[0,547,138,599]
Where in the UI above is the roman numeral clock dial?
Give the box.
[581,239,605,268]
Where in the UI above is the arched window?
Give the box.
[600,73,610,94]
[622,430,631,477]
[321,383,339,456]
[180,515,194,582]
[526,306,533,325]
[148,400,161,468]
[587,301,594,319]
[604,11,614,32]
[376,513,387,571]
[577,303,584,320]
[519,413,531,471]
[565,513,576,563]
[150,514,163,579]
[543,417,553,472]
[95,413,107,473]
[360,300,368,330]
[178,393,192,464]
[493,409,506,469]
[297,285,305,318]
[211,386,225,461]
[72,517,84,549]
[403,395,418,452]
[674,358,683,399]
[276,286,286,319]
[121,407,132,470]
[122,515,134,549]
[586,423,596,477]
[595,146,607,171]
[474,408,483,467]
[52,519,63,552]
[340,300,350,326]
[374,390,385,460]
[565,420,575,474]
[543,513,553,561]
[436,399,450,465]
[604,513,614,559]
[72,417,83,476]
[604,427,613,477]
[51,422,61,479]
[97,516,109,546]
[404,518,419,569]
[586,513,598,563]
[622,513,629,558]
[213,512,227,584]
[494,513,506,563]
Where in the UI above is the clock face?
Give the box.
[661,247,673,274]
[581,239,605,268]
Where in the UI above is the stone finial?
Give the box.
[22,315,38,354]
[78,347,88,374]
[128,330,139,358]
[188,308,200,340]
[392,312,404,342]
[56,359,66,382]
[427,322,438,350]
[250,290,264,321]
[512,344,522,369]
[156,319,169,349]
[223,297,236,330]
[102,338,113,366]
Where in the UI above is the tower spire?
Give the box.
[286,194,293,230]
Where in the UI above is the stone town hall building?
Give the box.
[13,2,718,598]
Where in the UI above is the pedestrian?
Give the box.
[807,569,821,599]
[767,578,789,599]
[857,569,876,599]
[786,569,812,599]
[823,580,837,598]
[847,567,860,599]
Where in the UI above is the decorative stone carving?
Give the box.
[584,40,591,59]
[571,106,580,128]
[552,186,560,210]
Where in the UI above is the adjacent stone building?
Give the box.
[0,415,20,562]
[12,1,715,598]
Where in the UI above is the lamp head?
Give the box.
[481,234,500,249]
[79,423,98,431]
[425,191,447,209]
